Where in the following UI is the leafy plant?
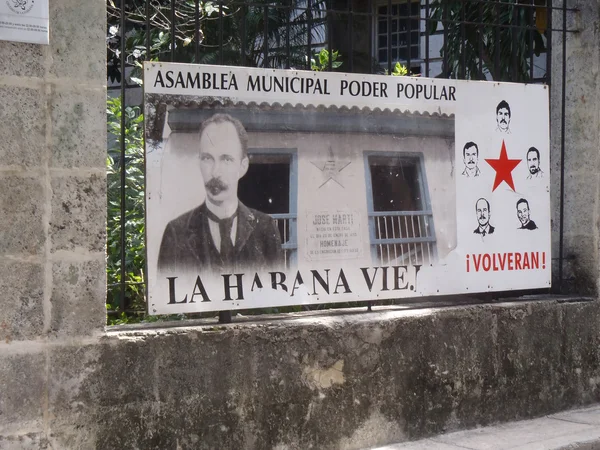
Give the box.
[310,48,343,72]
[428,0,547,81]
[387,61,409,77]
[106,96,146,321]
[106,0,223,84]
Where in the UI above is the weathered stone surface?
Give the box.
[560,171,600,293]
[0,86,45,168]
[562,175,600,239]
[562,235,597,280]
[46,428,93,450]
[50,174,106,253]
[0,260,44,342]
[47,0,105,82]
[561,258,598,294]
[549,0,600,293]
[45,300,600,450]
[0,176,45,256]
[564,73,599,165]
[50,87,106,169]
[559,302,600,403]
[47,339,158,448]
[0,433,48,450]
[50,260,106,336]
[0,42,44,78]
[0,352,45,433]
[49,339,156,414]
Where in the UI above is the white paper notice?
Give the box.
[0,0,49,45]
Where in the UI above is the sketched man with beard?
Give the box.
[526,147,544,179]
[157,113,283,274]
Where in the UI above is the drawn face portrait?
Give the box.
[463,144,478,170]
[517,201,531,227]
[527,149,541,175]
[476,198,490,228]
[199,121,249,206]
[496,107,511,132]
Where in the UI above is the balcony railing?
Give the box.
[369,210,436,266]
[271,213,298,270]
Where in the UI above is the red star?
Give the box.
[485,140,521,192]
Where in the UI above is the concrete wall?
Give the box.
[3,298,600,449]
[550,0,600,294]
[1,0,600,449]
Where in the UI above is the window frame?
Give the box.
[246,147,299,269]
[373,0,422,69]
[363,150,437,265]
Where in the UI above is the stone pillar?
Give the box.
[551,0,600,294]
[0,0,106,445]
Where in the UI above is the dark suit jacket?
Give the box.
[520,220,537,230]
[473,224,495,235]
[158,202,284,273]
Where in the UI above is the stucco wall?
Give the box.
[1,0,600,449]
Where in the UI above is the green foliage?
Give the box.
[310,48,343,72]
[198,0,328,68]
[386,61,409,77]
[106,0,222,83]
[107,0,328,84]
[429,0,547,81]
[106,96,146,322]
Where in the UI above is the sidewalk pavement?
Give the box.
[372,404,600,450]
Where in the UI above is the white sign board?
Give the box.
[0,0,48,45]
[144,62,550,315]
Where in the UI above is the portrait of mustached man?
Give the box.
[495,100,511,134]
[474,198,495,237]
[462,141,480,177]
[157,113,284,274]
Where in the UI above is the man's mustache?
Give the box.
[205,177,228,195]
[500,119,507,124]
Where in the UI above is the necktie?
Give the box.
[205,207,237,265]
[218,216,235,265]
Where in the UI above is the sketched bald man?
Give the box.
[474,198,495,236]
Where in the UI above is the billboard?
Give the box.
[144,62,550,315]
